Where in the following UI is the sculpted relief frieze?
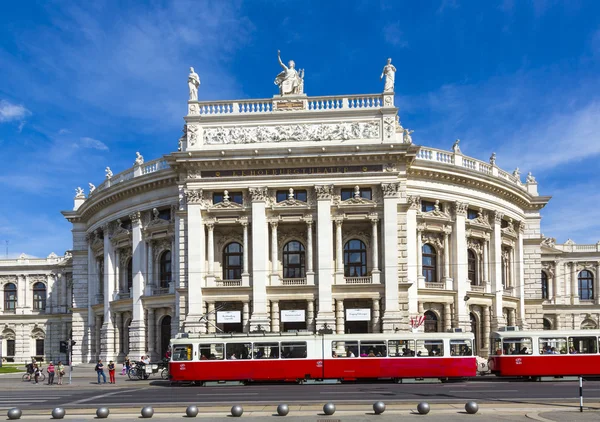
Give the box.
[203,121,380,145]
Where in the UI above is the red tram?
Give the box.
[488,330,600,377]
[169,332,477,384]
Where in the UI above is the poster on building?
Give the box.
[346,308,371,321]
[217,311,241,323]
[280,310,305,322]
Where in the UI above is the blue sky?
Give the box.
[1,0,599,257]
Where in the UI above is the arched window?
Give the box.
[343,239,367,277]
[283,241,305,279]
[424,310,438,333]
[4,283,17,311]
[33,282,46,310]
[581,319,597,330]
[223,242,243,280]
[127,258,133,292]
[468,250,478,285]
[541,271,549,300]
[578,270,594,300]
[159,251,172,288]
[422,244,437,283]
[543,318,552,330]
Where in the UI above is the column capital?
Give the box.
[381,182,400,198]
[239,216,249,226]
[493,211,504,224]
[454,201,469,217]
[184,188,204,204]
[314,184,334,200]
[268,218,279,228]
[303,215,313,225]
[205,219,216,230]
[368,212,379,223]
[249,187,269,202]
[333,215,344,226]
[129,211,142,224]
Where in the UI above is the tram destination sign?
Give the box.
[202,165,383,178]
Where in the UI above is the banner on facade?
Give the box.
[217,311,241,324]
[280,310,305,323]
[346,308,371,321]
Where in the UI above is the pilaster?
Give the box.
[490,211,505,330]
[184,193,206,333]
[381,183,402,330]
[249,187,271,330]
[405,196,419,318]
[453,202,470,330]
[128,211,146,358]
[315,185,336,328]
[100,225,116,361]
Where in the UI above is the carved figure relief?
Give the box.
[315,185,334,200]
[184,189,203,204]
[422,200,450,219]
[249,187,269,202]
[187,124,199,146]
[381,183,400,198]
[421,232,443,250]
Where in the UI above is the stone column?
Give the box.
[147,308,155,360]
[129,211,146,359]
[207,302,216,334]
[443,230,451,282]
[596,262,600,305]
[453,202,470,330]
[271,301,280,333]
[146,242,153,290]
[249,187,270,330]
[185,193,206,333]
[335,299,345,334]
[242,302,250,333]
[95,315,102,361]
[444,303,452,332]
[334,217,344,277]
[416,227,424,287]
[206,220,215,285]
[372,299,380,333]
[570,262,579,305]
[516,223,527,328]
[370,214,379,272]
[482,306,490,356]
[115,312,123,359]
[307,299,315,332]
[405,196,419,318]
[483,238,490,288]
[241,217,250,286]
[315,185,335,329]
[101,225,116,361]
[490,212,505,330]
[114,249,120,296]
[270,220,280,286]
[305,216,315,285]
[381,183,402,330]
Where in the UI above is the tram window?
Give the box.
[416,340,444,357]
[332,341,359,358]
[198,343,224,360]
[539,337,568,354]
[281,342,307,359]
[172,344,193,361]
[359,340,386,357]
[388,340,415,357]
[502,338,532,355]
[450,340,473,356]
[254,342,279,359]
[568,337,598,354]
[493,338,503,355]
[226,343,252,360]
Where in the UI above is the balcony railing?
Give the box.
[152,287,171,295]
[469,285,485,292]
[425,282,445,289]
[503,287,514,296]
[282,278,307,286]
[216,279,242,287]
[344,276,372,284]
[117,291,131,300]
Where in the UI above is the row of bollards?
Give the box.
[6,401,479,419]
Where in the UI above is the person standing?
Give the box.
[95,359,107,384]
[47,361,55,385]
[124,356,131,376]
[33,362,40,384]
[108,360,116,384]
[56,361,65,385]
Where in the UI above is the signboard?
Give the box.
[346,308,371,322]
[217,311,241,324]
[281,309,306,323]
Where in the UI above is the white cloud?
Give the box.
[383,22,409,48]
[0,100,30,123]
[79,136,109,151]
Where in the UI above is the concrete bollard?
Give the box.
[96,407,110,418]
[141,406,154,418]
[186,405,199,417]
[276,403,289,416]
[7,408,22,420]
[323,403,336,415]
[373,401,386,415]
[231,405,244,417]
[465,401,479,414]
[417,402,430,415]
[51,407,66,419]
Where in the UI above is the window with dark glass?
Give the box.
[213,192,243,205]
[7,339,15,356]
[341,188,372,201]
[343,239,367,277]
[424,311,439,333]
[421,201,436,212]
[541,271,549,300]
[127,258,133,292]
[283,241,305,278]
[33,282,46,310]
[276,190,307,203]
[156,209,170,220]
[578,270,594,300]
[422,244,437,283]
[501,219,509,228]
[159,251,172,288]
[4,282,17,311]
[35,339,44,356]
[223,242,243,280]
[467,209,478,220]
[468,250,477,285]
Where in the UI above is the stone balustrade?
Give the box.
[553,242,600,253]
[344,276,373,284]
[91,158,171,196]
[282,278,307,286]
[216,279,242,287]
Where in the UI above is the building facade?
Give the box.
[2,66,599,364]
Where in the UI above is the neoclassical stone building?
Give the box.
[2,63,599,364]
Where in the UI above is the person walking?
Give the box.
[33,362,41,384]
[47,361,55,385]
[95,359,107,384]
[108,360,116,384]
[124,356,131,376]
[56,361,65,385]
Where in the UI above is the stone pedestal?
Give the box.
[100,323,116,361]
[128,320,146,359]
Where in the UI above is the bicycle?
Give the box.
[22,371,46,383]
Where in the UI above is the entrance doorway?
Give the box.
[160,316,171,358]
[470,312,478,355]
[345,321,369,334]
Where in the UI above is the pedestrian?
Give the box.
[124,356,131,375]
[57,361,65,385]
[47,361,55,385]
[108,360,116,384]
[95,359,107,384]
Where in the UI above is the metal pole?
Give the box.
[579,376,583,412]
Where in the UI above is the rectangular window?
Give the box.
[359,340,386,357]
[450,340,473,356]
[332,341,359,358]
[213,192,243,205]
[226,343,252,360]
[467,209,478,220]
[493,338,502,354]
[416,339,444,357]
[173,344,194,361]
[539,337,568,354]
[7,339,15,356]
[276,191,287,203]
[341,188,372,201]
[421,201,436,212]
[281,342,307,359]
[295,190,307,202]
[503,337,532,355]
[213,192,223,204]
[198,343,224,360]
[568,337,597,354]
[388,340,415,357]
[253,342,279,359]
[35,339,44,356]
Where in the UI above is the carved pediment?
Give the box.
[210,200,243,210]
[273,198,309,208]
[340,197,376,206]
[419,200,450,221]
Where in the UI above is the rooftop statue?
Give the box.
[452,139,461,154]
[75,187,85,198]
[526,172,537,183]
[134,152,144,166]
[380,58,396,93]
[105,167,113,179]
[489,152,496,166]
[274,50,304,96]
[88,183,96,193]
[188,67,200,101]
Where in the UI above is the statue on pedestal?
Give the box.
[526,172,537,183]
[105,167,113,179]
[88,183,96,194]
[274,50,304,95]
[489,152,496,166]
[134,152,144,166]
[452,139,461,154]
[188,67,200,101]
[75,187,85,198]
[380,58,396,93]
